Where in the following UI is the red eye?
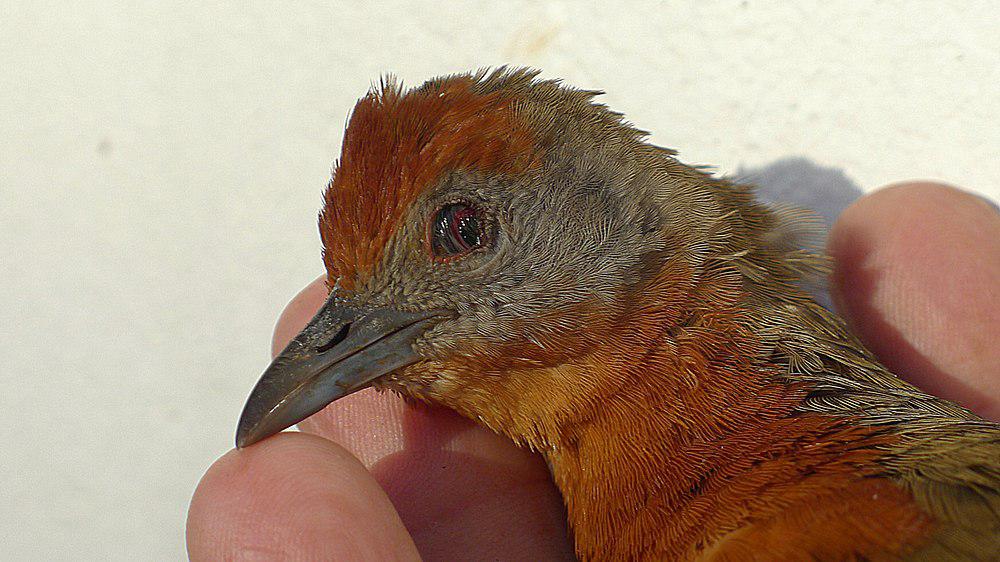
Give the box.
[429,203,486,259]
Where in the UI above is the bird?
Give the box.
[235,68,1000,561]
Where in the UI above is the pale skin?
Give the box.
[187,182,999,560]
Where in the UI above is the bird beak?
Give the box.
[235,294,447,448]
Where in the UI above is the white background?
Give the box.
[2,2,997,559]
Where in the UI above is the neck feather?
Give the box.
[535,289,916,560]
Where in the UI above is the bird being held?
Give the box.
[235,68,1000,561]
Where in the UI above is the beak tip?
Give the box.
[234,414,266,449]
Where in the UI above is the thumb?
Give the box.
[828,182,1000,420]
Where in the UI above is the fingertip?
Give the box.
[187,433,419,561]
[828,182,1000,418]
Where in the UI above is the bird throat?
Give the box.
[530,309,933,561]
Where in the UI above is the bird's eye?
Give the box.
[428,203,487,260]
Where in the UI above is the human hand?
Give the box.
[187,182,999,560]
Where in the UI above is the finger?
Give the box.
[186,432,419,561]
[274,277,575,560]
[828,182,1000,419]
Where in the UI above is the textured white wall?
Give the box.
[1,2,997,559]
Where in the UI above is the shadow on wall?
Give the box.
[730,157,865,310]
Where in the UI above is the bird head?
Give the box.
[236,68,816,450]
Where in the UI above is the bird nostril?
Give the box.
[316,322,351,353]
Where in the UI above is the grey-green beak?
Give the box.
[235,294,446,448]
